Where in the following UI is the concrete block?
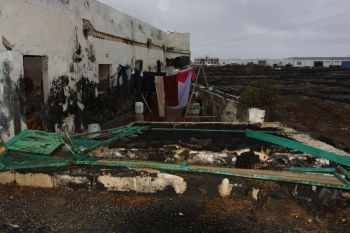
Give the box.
[98,176,134,192]
[156,173,187,194]
[15,173,54,188]
[53,174,91,189]
[0,171,15,185]
[97,173,187,194]
[218,178,233,197]
[252,188,260,201]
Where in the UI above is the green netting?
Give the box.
[72,139,101,148]
[6,130,64,156]
[0,152,72,171]
[0,126,148,171]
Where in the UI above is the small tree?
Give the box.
[238,82,279,121]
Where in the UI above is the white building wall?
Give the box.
[0,0,190,140]
[290,58,350,68]
[292,60,314,67]
[221,58,350,67]
[165,32,190,54]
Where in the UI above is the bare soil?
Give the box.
[1,172,350,233]
[200,66,350,151]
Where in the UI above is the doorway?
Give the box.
[23,56,47,130]
[135,60,143,71]
[314,61,324,68]
[98,64,111,93]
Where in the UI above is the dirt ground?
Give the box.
[1,66,349,233]
[200,65,350,151]
[1,172,350,233]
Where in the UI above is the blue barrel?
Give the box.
[342,61,350,69]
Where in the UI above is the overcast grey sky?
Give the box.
[98,0,350,59]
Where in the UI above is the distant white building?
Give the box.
[220,58,288,67]
[287,57,350,68]
[194,57,220,66]
[220,57,350,68]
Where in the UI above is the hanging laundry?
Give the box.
[131,69,143,101]
[164,75,178,106]
[155,76,166,117]
[142,72,167,92]
[142,72,156,92]
[177,70,193,108]
[117,65,129,98]
[176,67,196,83]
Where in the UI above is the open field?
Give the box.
[200,66,350,151]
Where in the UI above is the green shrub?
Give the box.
[238,82,279,120]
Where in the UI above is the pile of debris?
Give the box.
[0,122,350,192]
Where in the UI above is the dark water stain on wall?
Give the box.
[84,0,90,9]
[72,31,83,63]
[46,76,70,131]
[0,60,13,133]
[46,74,136,132]
[15,77,27,118]
[166,56,190,68]
[13,75,27,134]
[57,0,70,6]
[76,77,135,129]
[86,44,96,63]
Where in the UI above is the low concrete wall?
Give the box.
[0,169,187,195]
[194,88,238,122]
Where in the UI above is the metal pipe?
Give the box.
[142,94,152,112]
[72,126,130,138]
[150,127,309,134]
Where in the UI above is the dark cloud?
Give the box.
[98,0,350,58]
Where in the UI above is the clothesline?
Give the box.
[155,67,197,117]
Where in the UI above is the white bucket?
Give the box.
[248,108,266,123]
[87,123,102,139]
[135,102,144,114]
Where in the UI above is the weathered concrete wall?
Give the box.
[165,32,190,55]
[0,169,187,195]
[165,32,191,68]
[0,51,26,141]
[195,89,238,122]
[0,0,190,140]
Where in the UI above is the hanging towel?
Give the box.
[142,72,156,92]
[131,69,143,101]
[177,71,193,108]
[117,65,129,97]
[155,76,166,117]
[176,67,196,83]
[142,72,167,92]
[164,75,178,106]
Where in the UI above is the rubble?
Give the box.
[251,188,260,201]
[98,173,187,194]
[218,178,233,197]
